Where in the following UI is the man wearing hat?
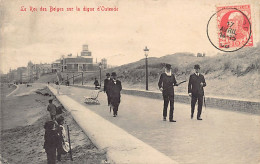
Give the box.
[158,64,178,122]
[104,73,112,106]
[47,99,57,121]
[188,64,206,120]
[110,72,122,117]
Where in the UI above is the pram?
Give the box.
[84,90,102,105]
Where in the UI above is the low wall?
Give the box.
[74,85,260,115]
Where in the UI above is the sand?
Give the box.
[0,83,107,164]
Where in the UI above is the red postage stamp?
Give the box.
[216,4,253,49]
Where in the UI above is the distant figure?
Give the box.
[110,72,122,117]
[48,82,50,85]
[158,64,178,122]
[56,106,64,116]
[188,64,206,120]
[44,120,59,164]
[94,78,100,89]
[104,73,112,106]
[66,81,70,86]
[47,99,57,120]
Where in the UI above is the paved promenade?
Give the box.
[55,85,260,164]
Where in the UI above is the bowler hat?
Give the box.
[194,64,200,69]
[44,121,55,130]
[165,64,171,69]
[106,73,110,76]
[111,72,117,76]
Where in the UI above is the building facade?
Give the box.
[61,44,95,72]
[5,44,108,83]
[39,64,52,74]
[51,59,61,73]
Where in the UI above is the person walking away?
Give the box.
[158,64,178,122]
[44,120,59,164]
[94,78,100,89]
[110,72,122,117]
[188,64,206,120]
[47,99,57,120]
[104,73,112,106]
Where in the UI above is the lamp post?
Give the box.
[99,63,102,87]
[82,72,84,85]
[144,46,149,90]
[67,74,68,86]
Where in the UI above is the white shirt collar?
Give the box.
[165,69,172,76]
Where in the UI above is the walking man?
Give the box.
[158,64,178,122]
[110,72,122,117]
[47,99,57,121]
[104,73,112,106]
[188,64,206,120]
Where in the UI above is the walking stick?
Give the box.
[204,96,206,110]
[67,125,73,161]
[203,95,208,118]
[176,80,187,86]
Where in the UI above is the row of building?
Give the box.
[6,44,108,83]
[7,63,52,83]
[52,45,107,73]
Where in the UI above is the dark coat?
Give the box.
[158,73,177,96]
[188,73,206,96]
[110,80,122,104]
[104,78,112,93]
[44,129,59,150]
[94,80,99,87]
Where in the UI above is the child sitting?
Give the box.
[56,116,67,161]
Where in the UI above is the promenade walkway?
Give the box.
[53,85,260,164]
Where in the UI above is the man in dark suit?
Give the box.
[110,72,122,117]
[104,73,112,106]
[188,64,206,120]
[158,64,178,122]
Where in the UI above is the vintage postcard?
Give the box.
[1,0,259,163]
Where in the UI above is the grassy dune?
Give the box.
[37,44,260,100]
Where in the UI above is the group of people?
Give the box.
[43,63,206,163]
[101,63,206,122]
[45,99,68,164]
[103,72,122,117]
[158,64,206,122]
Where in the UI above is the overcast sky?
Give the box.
[0,0,259,73]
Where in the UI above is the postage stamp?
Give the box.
[216,4,253,50]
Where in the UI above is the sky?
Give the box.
[0,0,259,73]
